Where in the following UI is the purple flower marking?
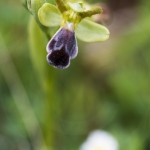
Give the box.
[46,24,78,69]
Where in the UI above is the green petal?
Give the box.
[67,2,84,12]
[38,3,62,27]
[76,19,110,42]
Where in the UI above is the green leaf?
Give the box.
[38,3,62,27]
[76,18,110,42]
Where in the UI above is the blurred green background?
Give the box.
[0,0,150,150]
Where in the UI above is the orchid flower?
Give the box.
[21,0,110,69]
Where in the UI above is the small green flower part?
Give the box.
[38,1,110,42]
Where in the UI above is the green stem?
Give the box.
[79,6,102,18]
[54,0,67,13]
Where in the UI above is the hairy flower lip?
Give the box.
[46,23,78,69]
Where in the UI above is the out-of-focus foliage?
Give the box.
[0,0,150,150]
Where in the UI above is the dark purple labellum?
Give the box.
[46,24,78,69]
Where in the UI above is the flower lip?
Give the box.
[46,23,78,69]
[47,47,70,69]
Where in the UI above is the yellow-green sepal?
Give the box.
[38,3,62,27]
[76,18,110,42]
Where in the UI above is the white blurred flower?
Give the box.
[80,130,119,150]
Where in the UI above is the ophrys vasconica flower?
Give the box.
[38,1,110,69]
